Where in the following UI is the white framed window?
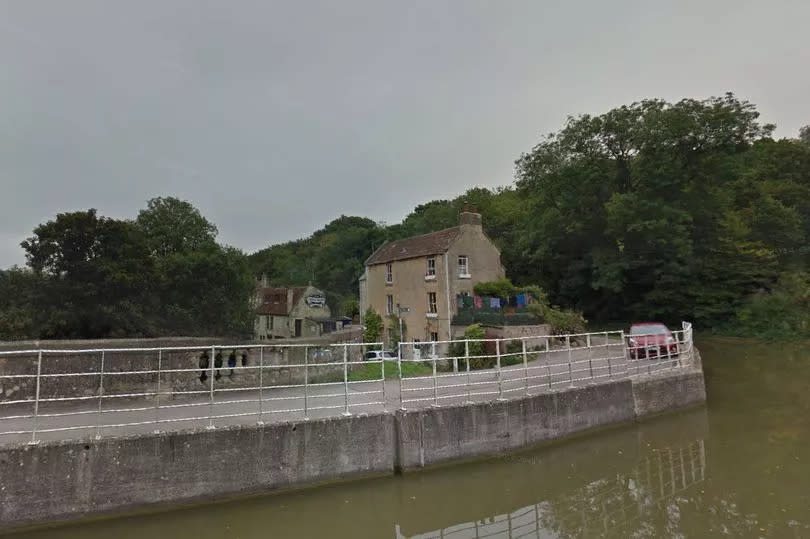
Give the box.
[426,256,436,277]
[428,292,437,314]
[458,255,470,277]
[386,295,394,315]
[430,331,439,343]
[385,263,393,283]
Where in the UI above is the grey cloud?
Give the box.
[2,0,809,267]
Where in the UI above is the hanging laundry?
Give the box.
[474,295,483,309]
[516,292,526,307]
[490,297,501,309]
[463,295,474,309]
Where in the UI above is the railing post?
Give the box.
[30,350,42,445]
[342,344,350,416]
[588,335,594,382]
[675,329,683,369]
[666,334,674,370]
[381,346,387,411]
[496,339,504,400]
[95,350,105,439]
[258,346,264,425]
[686,322,695,365]
[153,349,162,433]
[431,341,438,406]
[567,335,574,388]
[465,339,471,403]
[397,342,404,410]
[303,346,309,420]
[207,345,215,429]
[522,339,529,395]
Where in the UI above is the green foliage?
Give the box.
[362,307,383,345]
[135,197,218,257]
[726,272,810,340]
[386,314,407,349]
[314,360,432,384]
[5,199,253,339]
[5,94,810,341]
[527,298,587,335]
[450,324,493,369]
[341,298,360,319]
[502,340,524,366]
[473,278,519,299]
[800,125,810,145]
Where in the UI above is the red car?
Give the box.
[627,322,678,360]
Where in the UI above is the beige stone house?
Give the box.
[359,208,505,347]
[254,281,332,339]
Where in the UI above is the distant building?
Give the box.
[360,207,505,347]
[253,278,332,339]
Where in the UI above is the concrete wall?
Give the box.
[0,365,706,533]
[0,414,394,530]
[395,380,635,469]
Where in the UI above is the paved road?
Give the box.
[0,342,684,445]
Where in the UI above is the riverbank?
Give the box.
[0,362,705,533]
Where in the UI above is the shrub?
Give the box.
[501,340,524,366]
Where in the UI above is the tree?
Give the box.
[136,197,218,257]
[362,307,383,345]
[19,210,157,338]
[800,125,810,145]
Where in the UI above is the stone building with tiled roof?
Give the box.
[253,279,331,339]
[360,207,505,347]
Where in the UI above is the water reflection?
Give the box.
[399,440,706,539]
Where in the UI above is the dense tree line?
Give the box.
[251,94,810,338]
[3,94,809,340]
[0,197,254,339]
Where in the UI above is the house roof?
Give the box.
[255,286,308,316]
[365,226,461,266]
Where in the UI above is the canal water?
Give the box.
[10,337,810,538]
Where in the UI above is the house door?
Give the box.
[294,319,302,337]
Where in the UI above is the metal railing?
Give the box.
[0,322,693,445]
[396,321,693,408]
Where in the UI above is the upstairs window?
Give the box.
[430,331,439,343]
[428,292,437,314]
[386,294,394,315]
[426,256,436,277]
[385,263,393,283]
[458,255,469,277]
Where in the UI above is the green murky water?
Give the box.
[10,337,810,538]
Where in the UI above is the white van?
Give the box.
[363,350,398,361]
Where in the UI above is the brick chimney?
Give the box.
[459,204,482,228]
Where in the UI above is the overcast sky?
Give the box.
[2,0,809,268]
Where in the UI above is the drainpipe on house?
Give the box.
[444,253,452,342]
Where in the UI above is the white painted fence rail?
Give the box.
[0,323,693,445]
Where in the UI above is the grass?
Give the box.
[347,360,433,381]
[311,360,433,384]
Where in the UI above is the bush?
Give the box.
[542,306,587,335]
[502,340,524,366]
[450,324,494,369]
